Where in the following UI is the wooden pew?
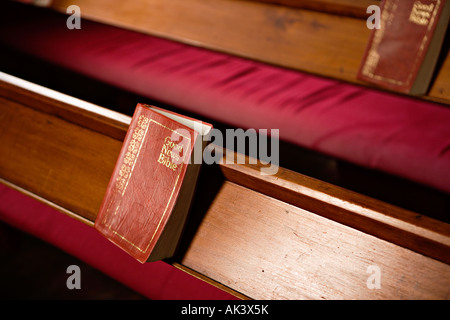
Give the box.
[47,0,450,105]
[1,72,449,299]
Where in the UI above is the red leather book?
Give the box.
[95,103,212,263]
[358,0,450,94]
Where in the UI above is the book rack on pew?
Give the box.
[0,73,449,299]
[47,0,450,106]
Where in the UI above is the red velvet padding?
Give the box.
[0,184,237,300]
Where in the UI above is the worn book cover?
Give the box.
[358,0,450,94]
[95,103,212,263]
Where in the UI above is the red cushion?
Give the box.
[0,184,236,299]
[2,3,449,194]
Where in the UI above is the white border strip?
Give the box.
[0,71,131,125]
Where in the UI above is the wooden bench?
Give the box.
[1,72,449,299]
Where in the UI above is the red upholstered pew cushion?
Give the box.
[1,2,449,194]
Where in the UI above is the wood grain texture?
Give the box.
[0,96,121,222]
[219,159,450,265]
[48,0,450,105]
[1,75,450,299]
[181,181,450,299]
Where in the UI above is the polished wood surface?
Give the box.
[1,74,449,299]
[252,0,380,18]
[48,0,450,105]
[220,159,450,266]
[0,75,126,223]
[182,181,450,299]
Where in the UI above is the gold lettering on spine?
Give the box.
[362,0,440,86]
[409,1,435,26]
[115,115,150,196]
[362,0,396,78]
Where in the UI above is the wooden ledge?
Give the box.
[1,73,449,299]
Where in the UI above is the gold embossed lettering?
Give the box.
[409,1,435,26]
[115,114,150,194]
[157,136,182,171]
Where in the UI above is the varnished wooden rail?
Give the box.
[47,0,450,105]
[1,72,450,299]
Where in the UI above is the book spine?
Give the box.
[95,106,151,261]
[358,0,446,93]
